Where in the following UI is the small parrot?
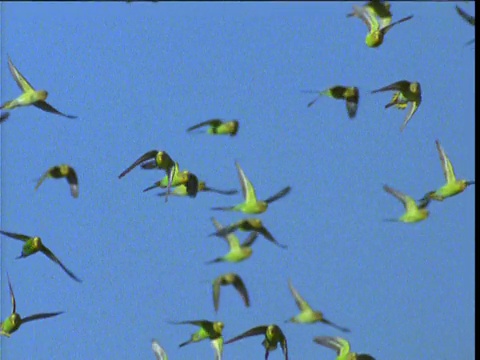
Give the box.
[212,273,250,312]
[225,324,288,360]
[1,56,77,118]
[302,86,360,119]
[35,164,79,198]
[205,218,258,264]
[169,320,224,348]
[420,140,475,201]
[211,161,291,214]
[313,336,376,360]
[371,80,421,131]
[0,230,82,283]
[209,218,287,249]
[187,119,239,136]
[286,280,350,332]
[1,273,64,337]
[349,5,413,48]
[383,185,430,223]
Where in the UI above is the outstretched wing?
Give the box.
[288,280,310,312]
[224,325,267,344]
[34,101,77,119]
[118,150,158,178]
[187,119,222,132]
[21,311,64,324]
[41,246,82,282]
[0,230,31,242]
[8,56,35,92]
[371,80,410,94]
[435,140,456,183]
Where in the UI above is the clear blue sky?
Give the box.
[0,2,475,359]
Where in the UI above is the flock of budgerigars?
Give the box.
[0,2,475,360]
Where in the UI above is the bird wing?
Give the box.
[21,311,64,324]
[435,140,456,183]
[118,150,158,178]
[288,280,310,312]
[224,325,268,344]
[383,185,417,212]
[211,218,240,248]
[371,80,410,94]
[313,336,342,355]
[352,5,378,32]
[211,337,224,360]
[33,101,77,119]
[7,274,16,314]
[66,167,79,198]
[213,278,222,312]
[381,15,413,34]
[8,56,35,92]
[186,119,222,132]
[232,274,250,308]
[399,99,420,132]
[41,246,82,282]
[456,5,475,25]
[241,231,258,247]
[235,161,258,204]
[264,186,291,204]
[0,230,30,242]
[152,339,168,360]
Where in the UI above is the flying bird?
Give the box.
[206,218,258,264]
[151,339,168,360]
[169,320,224,348]
[156,181,238,198]
[349,5,413,48]
[286,280,350,332]
[420,140,475,201]
[143,163,199,198]
[187,119,239,136]
[1,273,63,337]
[302,86,359,119]
[0,230,82,283]
[383,185,430,223]
[371,80,421,131]
[118,150,177,201]
[35,165,79,198]
[347,0,392,28]
[209,218,287,249]
[225,324,288,360]
[212,273,250,312]
[0,56,77,118]
[211,161,291,214]
[313,336,376,360]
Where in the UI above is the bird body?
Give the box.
[286,280,350,332]
[371,80,421,131]
[313,336,375,360]
[303,86,359,119]
[1,56,77,118]
[35,164,79,198]
[383,185,430,223]
[1,274,63,337]
[0,230,82,282]
[171,320,224,348]
[212,161,291,214]
[422,140,475,201]
[187,119,239,136]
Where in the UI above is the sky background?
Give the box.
[0,2,475,360]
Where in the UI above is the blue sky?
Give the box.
[0,2,475,359]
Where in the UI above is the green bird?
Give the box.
[211,336,224,360]
[187,119,239,136]
[0,112,10,123]
[1,273,64,337]
[286,280,350,332]
[156,181,238,198]
[225,324,288,360]
[142,162,199,198]
[210,218,287,249]
[313,336,375,360]
[0,230,82,283]
[383,185,430,223]
[35,164,79,198]
[455,5,475,45]
[347,0,392,28]
[170,320,224,348]
[1,56,77,118]
[206,218,258,264]
[212,273,250,313]
[302,86,359,119]
[152,339,168,360]
[371,80,421,131]
[211,161,291,214]
[350,5,413,48]
[421,140,475,201]
[118,150,177,201]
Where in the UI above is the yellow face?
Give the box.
[38,90,49,101]
[33,237,42,248]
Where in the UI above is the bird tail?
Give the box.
[382,218,399,222]
[211,206,234,211]
[143,183,161,192]
[205,258,222,265]
[179,339,193,348]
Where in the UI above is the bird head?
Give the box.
[38,90,49,100]
[366,32,383,47]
